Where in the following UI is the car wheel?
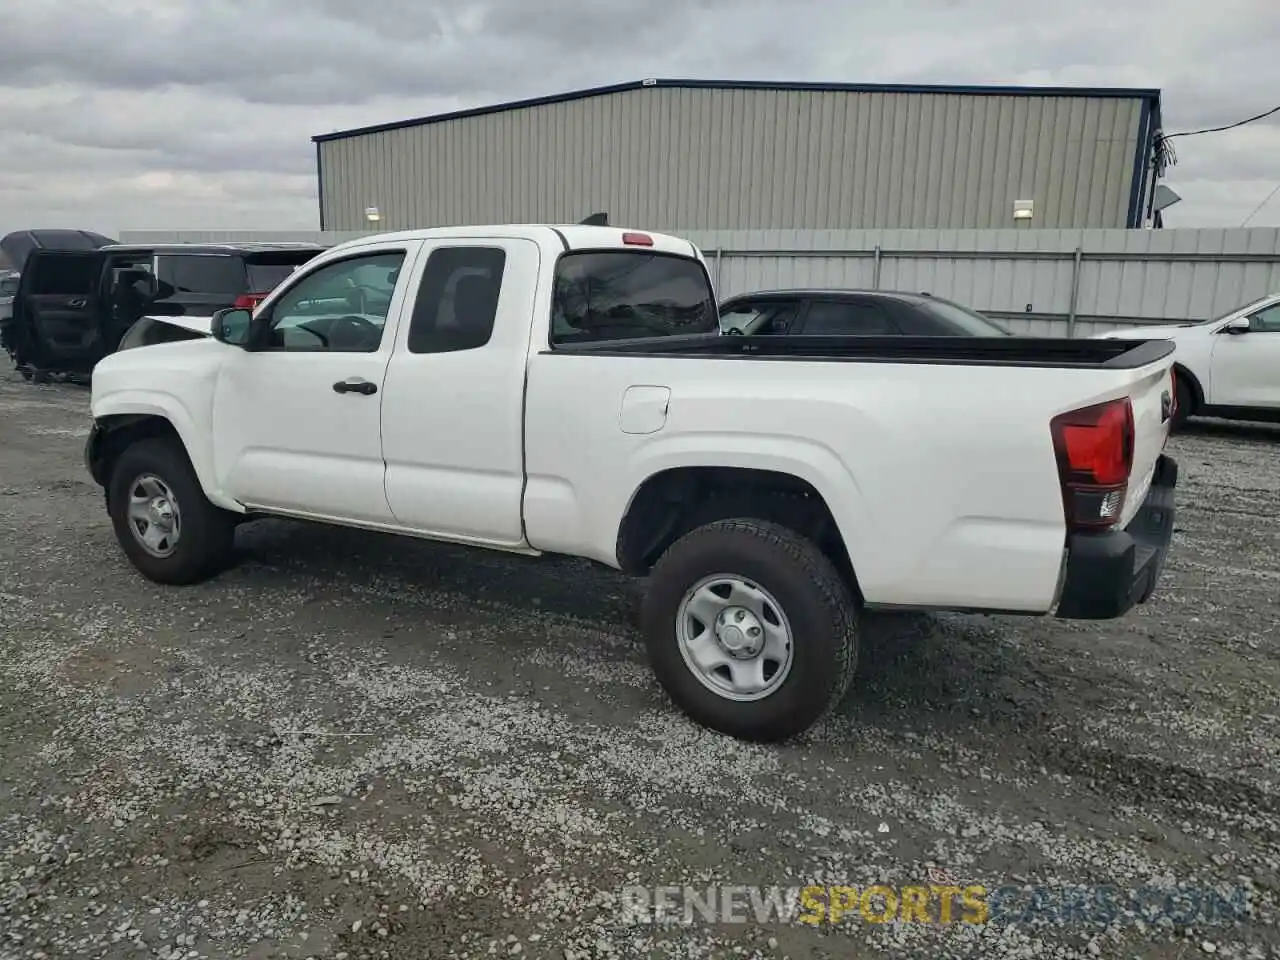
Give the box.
[1172,374,1193,430]
[108,438,235,585]
[642,518,859,742]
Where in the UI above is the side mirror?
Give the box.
[1221,316,1251,335]
[211,307,253,347]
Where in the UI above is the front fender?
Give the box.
[90,391,241,512]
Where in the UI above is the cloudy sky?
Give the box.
[1,0,1277,238]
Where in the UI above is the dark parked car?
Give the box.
[3,241,324,381]
[718,288,1012,337]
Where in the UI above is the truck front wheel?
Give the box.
[107,438,235,585]
[641,519,859,742]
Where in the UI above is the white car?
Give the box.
[84,223,1179,742]
[1092,293,1280,428]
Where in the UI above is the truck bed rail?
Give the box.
[549,334,1175,370]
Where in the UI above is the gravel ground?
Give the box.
[0,371,1277,960]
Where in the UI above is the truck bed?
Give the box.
[550,334,1174,370]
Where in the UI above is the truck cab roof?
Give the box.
[326,224,701,259]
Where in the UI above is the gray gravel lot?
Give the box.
[0,370,1277,960]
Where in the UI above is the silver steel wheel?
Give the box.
[126,473,182,559]
[675,574,795,702]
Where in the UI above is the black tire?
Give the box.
[1172,374,1193,431]
[107,438,235,585]
[641,519,859,742]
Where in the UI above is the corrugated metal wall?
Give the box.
[317,88,1144,232]
[120,227,1280,337]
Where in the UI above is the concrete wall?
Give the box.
[316,86,1150,233]
[120,227,1280,338]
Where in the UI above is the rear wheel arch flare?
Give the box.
[614,465,862,601]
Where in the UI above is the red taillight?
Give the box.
[621,232,654,246]
[1050,398,1134,531]
[233,293,265,310]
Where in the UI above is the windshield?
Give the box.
[551,251,718,345]
[921,299,1012,336]
[1189,293,1277,326]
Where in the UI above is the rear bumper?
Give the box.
[1054,454,1177,620]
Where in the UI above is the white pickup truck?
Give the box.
[85,224,1179,742]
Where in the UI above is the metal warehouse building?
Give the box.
[313,78,1163,233]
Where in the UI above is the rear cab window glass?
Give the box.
[157,255,247,295]
[551,251,717,345]
[408,247,507,353]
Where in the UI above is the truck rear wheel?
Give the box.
[641,519,859,742]
[107,438,235,585]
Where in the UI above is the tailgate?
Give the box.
[1119,359,1175,527]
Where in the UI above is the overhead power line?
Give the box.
[1153,103,1279,175]
[1162,104,1280,141]
[1240,181,1280,228]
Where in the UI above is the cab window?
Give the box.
[264,252,405,352]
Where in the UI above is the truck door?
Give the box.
[14,251,107,368]
[379,238,540,547]
[210,242,421,524]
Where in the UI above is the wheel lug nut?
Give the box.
[747,627,760,637]
[735,610,745,622]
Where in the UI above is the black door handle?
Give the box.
[333,378,377,396]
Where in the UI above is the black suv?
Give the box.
[5,242,324,380]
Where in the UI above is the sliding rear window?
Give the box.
[550,251,718,346]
